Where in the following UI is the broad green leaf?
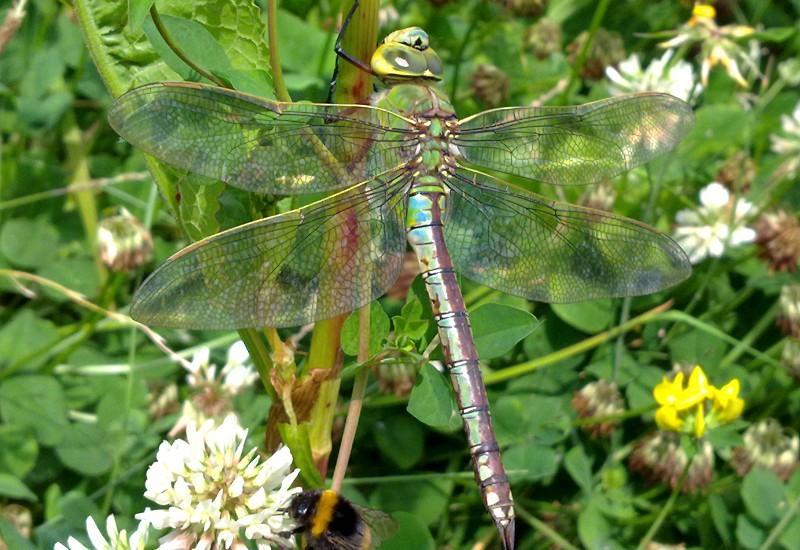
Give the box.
[741,468,786,526]
[551,300,614,333]
[0,375,69,446]
[0,425,38,477]
[564,445,593,494]
[39,257,102,301]
[578,497,613,550]
[0,473,37,501]
[0,518,37,550]
[709,493,733,546]
[128,0,156,31]
[371,480,452,527]
[668,328,728,368]
[407,364,460,431]
[471,303,539,359]
[0,310,59,371]
[379,512,435,550]
[736,514,766,549]
[681,104,749,161]
[502,442,558,481]
[0,218,59,268]
[493,393,570,446]
[341,302,390,357]
[175,174,226,240]
[55,423,115,476]
[374,415,424,470]
[393,292,429,343]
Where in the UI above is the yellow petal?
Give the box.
[693,404,706,438]
[655,406,683,432]
[653,373,683,405]
[718,396,745,423]
[688,366,712,396]
[714,378,741,408]
[692,4,716,21]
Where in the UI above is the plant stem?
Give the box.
[516,505,581,550]
[267,0,291,102]
[331,303,371,492]
[758,492,800,550]
[560,0,611,102]
[149,5,227,88]
[485,300,674,385]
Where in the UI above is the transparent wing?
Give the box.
[109,82,417,194]
[354,504,398,549]
[131,172,411,329]
[444,167,691,303]
[454,92,694,186]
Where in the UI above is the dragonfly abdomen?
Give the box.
[406,187,516,550]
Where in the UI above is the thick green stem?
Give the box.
[267,0,290,102]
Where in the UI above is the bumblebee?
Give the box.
[288,489,396,549]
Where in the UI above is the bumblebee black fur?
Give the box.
[288,490,369,550]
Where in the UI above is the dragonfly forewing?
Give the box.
[444,167,691,303]
[109,82,417,195]
[453,92,694,186]
[131,172,411,329]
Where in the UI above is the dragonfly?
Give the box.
[109,11,693,549]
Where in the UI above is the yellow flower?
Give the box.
[658,2,757,87]
[712,379,745,423]
[651,365,745,438]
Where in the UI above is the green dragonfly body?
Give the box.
[110,26,693,550]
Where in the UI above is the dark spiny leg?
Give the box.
[327,0,377,102]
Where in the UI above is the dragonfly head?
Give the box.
[371,27,443,83]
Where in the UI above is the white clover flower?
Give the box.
[138,415,300,549]
[606,50,701,103]
[770,101,800,177]
[673,182,756,264]
[170,342,259,436]
[55,515,148,550]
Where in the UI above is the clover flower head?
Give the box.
[673,182,756,264]
[55,514,149,550]
[659,3,758,87]
[770,101,800,178]
[606,50,701,103]
[630,431,715,492]
[138,415,300,549]
[170,341,259,436]
[731,418,799,481]
[653,365,743,438]
[571,380,625,438]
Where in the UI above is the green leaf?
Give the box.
[0,218,60,268]
[374,415,424,470]
[0,375,69,446]
[0,309,59,371]
[0,518,37,550]
[551,300,614,333]
[741,468,786,526]
[667,327,728,366]
[578,497,613,550]
[564,445,593,494]
[0,425,39,477]
[341,302,390,357]
[493,393,570,446]
[371,480,452,527]
[407,364,460,431]
[393,292,429,343]
[709,493,733,546]
[278,422,323,488]
[128,0,156,31]
[55,423,115,476]
[379,511,435,550]
[751,27,795,42]
[471,303,539,359]
[175,173,225,240]
[502,442,558,481]
[736,514,766,549]
[0,473,37,501]
[38,257,102,301]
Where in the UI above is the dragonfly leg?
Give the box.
[406,189,516,550]
[328,0,378,102]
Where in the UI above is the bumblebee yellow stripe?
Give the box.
[311,490,339,537]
